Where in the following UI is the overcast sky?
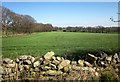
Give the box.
[2,2,118,27]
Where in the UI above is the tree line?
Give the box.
[53,26,119,33]
[1,6,53,36]
[1,5,119,36]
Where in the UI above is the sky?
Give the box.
[2,2,118,27]
[1,0,120,2]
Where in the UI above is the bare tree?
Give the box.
[1,6,53,35]
[110,12,120,22]
[1,6,37,35]
[1,6,13,35]
[110,17,120,22]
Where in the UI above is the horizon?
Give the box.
[2,2,118,27]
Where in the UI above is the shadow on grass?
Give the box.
[61,48,120,61]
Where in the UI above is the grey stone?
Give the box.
[88,67,95,72]
[31,57,35,63]
[97,57,103,61]
[106,56,112,61]
[39,57,44,64]
[16,72,20,77]
[6,68,12,74]
[6,62,16,68]
[16,58,19,63]
[71,65,81,70]
[30,68,33,72]
[18,61,23,65]
[43,60,51,65]
[58,60,70,70]
[84,61,92,67]
[49,63,57,69]
[100,61,105,65]
[41,71,46,75]
[52,56,56,60]
[33,61,39,67]
[101,52,108,58]
[31,72,36,77]
[65,71,81,80]
[23,65,30,70]
[0,74,2,78]
[95,72,99,77]
[113,53,119,59]
[96,68,101,71]
[117,58,120,63]
[39,57,43,61]
[62,73,67,77]
[9,73,15,77]
[114,64,120,68]
[19,65,24,72]
[78,60,84,67]
[71,61,77,65]
[41,66,51,70]
[34,56,40,63]
[112,59,117,64]
[44,51,55,60]
[52,59,60,65]
[3,58,13,64]
[61,57,64,61]
[106,56,112,64]
[88,53,97,61]
[23,60,31,65]
[56,57,62,61]
[100,61,107,67]
[34,67,39,72]
[27,55,35,62]
[19,55,28,60]
[45,70,63,76]
[63,66,70,72]
[81,67,89,71]
[3,75,9,79]
[40,76,54,80]
[0,66,4,74]
[113,53,120,63]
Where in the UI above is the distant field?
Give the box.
[2,32,119,59]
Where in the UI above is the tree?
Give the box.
[1,6,13,35]
[1,6,37,35]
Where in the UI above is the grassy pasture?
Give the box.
[2,32,119,59]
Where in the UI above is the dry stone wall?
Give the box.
[0,51,120,81]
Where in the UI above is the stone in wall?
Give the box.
[58,60,70,70]
[1,51,120,81]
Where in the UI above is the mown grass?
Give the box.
[2,32,119,59]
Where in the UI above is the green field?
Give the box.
[2,32,119,59]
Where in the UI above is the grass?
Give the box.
[2,32,119,59]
